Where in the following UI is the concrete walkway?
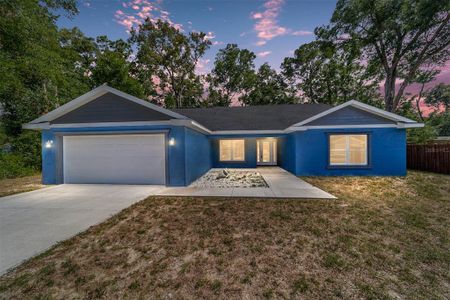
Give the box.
[0,184,163,275]
[157,167,336,199]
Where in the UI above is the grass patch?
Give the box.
[0,171,448,299]
[0,174,44,198]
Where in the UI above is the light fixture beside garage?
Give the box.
[45,140,54,148]
[169,138,175,146]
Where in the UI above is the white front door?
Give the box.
[257,138,277,166]
[63,134,166,184]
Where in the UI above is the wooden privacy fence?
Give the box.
[407,144,450,174]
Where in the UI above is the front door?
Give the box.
[257,138,277,166]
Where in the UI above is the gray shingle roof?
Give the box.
[172,103,331,131]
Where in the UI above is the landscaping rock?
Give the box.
[192,169,268,188]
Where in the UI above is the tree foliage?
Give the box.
[425,83,450,113]
[282,40,381,106]
[0,0,89,136]
[324,0,450,112]
[130,20,211,108]
[241,63,295,105]
[91,36,144,97]
[206,44,256,106]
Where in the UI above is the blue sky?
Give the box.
[57,0,337,72]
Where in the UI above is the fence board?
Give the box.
[407,144,450,174]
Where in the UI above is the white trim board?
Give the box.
[23,119,211,135]
[28,84,188,124]
[286,123,424,132]
[24,121,423,134]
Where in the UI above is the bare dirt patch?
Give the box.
[0,171,449,299]
[0,174,45,198]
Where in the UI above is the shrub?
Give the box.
[10,131,41,169]
[0,153,36,179]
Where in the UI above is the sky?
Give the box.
[57,0,337,73]
[57,0,449,110]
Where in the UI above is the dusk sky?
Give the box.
[58,0,449,95]
[57,0,336,73]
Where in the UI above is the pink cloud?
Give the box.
[114,0,183,32]
[251,0,314,45]
[251,0,289,45]
[196,58,211,75]
[204,31,215,40]
[251,12,263,19]
[257,51,271,57]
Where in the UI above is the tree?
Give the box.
[325,0,450,112]
[207,44,257,106]
[241,63,295,106]
[281,40,381,106]
[59,27,97,80]
[408,69,439,121]
[0,0,85,171]
[90,37,144,97]
[0,0,87,136]
[425,83,450,113]
[130,20,211,108]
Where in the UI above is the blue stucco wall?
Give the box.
[41,125,407,185]
[184,127,212,184]
[288,128,406,176]
[41,131,58,184]
[278,134,296,174]
[41,125,212,186]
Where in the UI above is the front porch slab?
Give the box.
[157,167,336,199]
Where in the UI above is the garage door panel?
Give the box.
[63,134,166,184]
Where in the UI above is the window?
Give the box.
[220,139,245,161]
[329,134,368,166]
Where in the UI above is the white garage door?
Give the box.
[63,134,166,184]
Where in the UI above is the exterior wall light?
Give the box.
[168,138,175,146]
[45,140,54,148]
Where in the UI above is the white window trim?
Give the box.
[329,134,368,166]
[219,139,245,162]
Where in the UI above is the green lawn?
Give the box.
[0,174,44,198]
[0,171,449,299]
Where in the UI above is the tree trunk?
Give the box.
[416,82,426,122]
[384,71,396,112]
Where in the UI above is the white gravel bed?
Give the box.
[191,169,268,188]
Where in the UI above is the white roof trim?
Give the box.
[210,130,285,135]
[286,123,424,132]
[23,119,212,135]
[24,121,423,133]
[27,84,188,125]
[289,100,418,128]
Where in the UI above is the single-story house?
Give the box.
[24,85,423,186]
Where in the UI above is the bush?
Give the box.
[10,131,41,169]
[0,153,36,179]
[407,123,438,144]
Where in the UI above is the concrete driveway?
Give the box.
[0,184,162,275]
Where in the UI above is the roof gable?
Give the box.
[28,85,186,125]
[51,92,173,124]
[289,100,418,128]
[303,106,396,126]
